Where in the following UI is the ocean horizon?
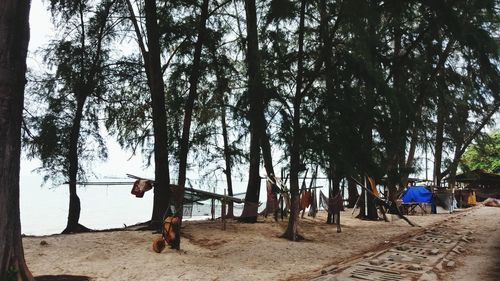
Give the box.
[19,154,264,236]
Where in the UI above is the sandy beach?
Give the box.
[23,206,499,281]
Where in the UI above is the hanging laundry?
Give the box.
[131,179,153,198]
[367,176,380,197]
[300,191,311,210]
[308,189,318,217]
[319,190,344,213]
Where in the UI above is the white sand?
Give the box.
[23,208,495,281]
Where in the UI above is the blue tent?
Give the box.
[401,186,433,204]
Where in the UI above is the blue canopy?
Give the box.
[401,186,433,204]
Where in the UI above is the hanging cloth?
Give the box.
[300,191,311,210]
[367,176,380,197]
[319,190,343,213]
[131,179,153,198]
[308,189,318,217]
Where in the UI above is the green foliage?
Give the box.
[460,131,500,173]
[24,0,119,184]
[26,0,499,190]
[267,0,296,23]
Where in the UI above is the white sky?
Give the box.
[28,1,53,66]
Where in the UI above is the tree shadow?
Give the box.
[36,275,90,281]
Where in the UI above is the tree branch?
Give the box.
[440,102,500,178]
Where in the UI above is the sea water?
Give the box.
[19,172,247,236]
[19,182,245,236]
[19,156,254,235]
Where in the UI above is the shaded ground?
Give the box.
[36,275,90,281]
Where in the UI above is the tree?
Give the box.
[170,0,210,250]
[25,0,119,233]
[124,0,172,229]
[429,0,500,187]
[239,0,269,222]
[208,42,241,218]
[460,131,500,173]
[0,0,34,280]
[282,0,307,241]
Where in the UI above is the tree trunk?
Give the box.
[240,0,265,223]
[326,174,341,224]
[62,96,90,234]
[400,121,419,188]
[260,126,278,219]
[347,178,359,208]
[210,49,235,218]
[386,169,399,202]
[174,0,210,249]
[177,0,209,189]
[283,0,306,241]
[447,141,463,189]
[385,7,405,200]
[221,98,235,217]
[402,41,454,188]
[240,126,261,222]
[260,131,275,178]
[144,0,171,229]
[433,92,445,187]
[0,1,34,279]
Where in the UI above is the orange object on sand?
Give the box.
[467,191,477,206]
[152,216,181,253]
[152,236,166,253]
[163,216,180,244]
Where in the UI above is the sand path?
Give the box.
[309,206,500,281]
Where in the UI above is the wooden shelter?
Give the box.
[454,169,500,200]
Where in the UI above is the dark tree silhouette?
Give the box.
[0,0,34,280]
[25,0,118,233]
[125,0,172,229]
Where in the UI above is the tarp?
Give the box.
[401,186,433,204]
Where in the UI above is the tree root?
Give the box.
[61,224,92,234]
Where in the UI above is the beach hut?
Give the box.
[454,169,500,201]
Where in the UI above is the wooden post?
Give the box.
[364,177,368,217]
[341,178,345,207]
[211,197,215,220]
[279,195,284,221]
[222,189,227,230]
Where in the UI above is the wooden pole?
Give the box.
[351,191,362,216]
[364,177,368,217]
[341,178,345,207]
[222,189,227,230]
[211,197,215,221]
